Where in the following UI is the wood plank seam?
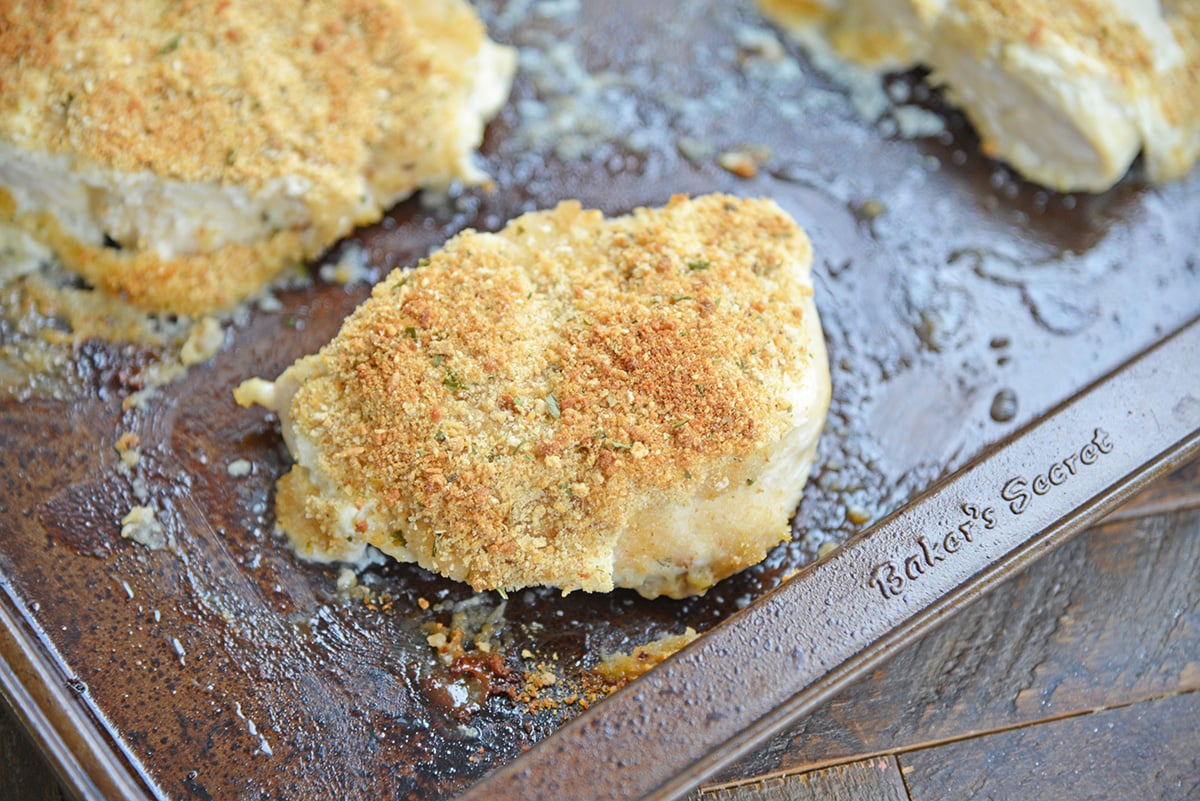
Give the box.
[698,686,1200,796]
[696,756,910,801]
[898,753,917,801]
[1101,496,1200,525]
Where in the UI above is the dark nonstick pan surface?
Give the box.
[2,2,1198,799]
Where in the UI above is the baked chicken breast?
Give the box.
[760,0,1200,192]
[236,194,831,599]
[0,0,515,313]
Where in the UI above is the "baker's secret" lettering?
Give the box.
[868,427,1115,602]
[1000,428,1114,515]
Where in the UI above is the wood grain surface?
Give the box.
[901,691,1200,801]
[703,506,1200,784]
[705,757,908,801]
[0,701,65,801]
[6,458,1198,801]
[690,461,1200,798]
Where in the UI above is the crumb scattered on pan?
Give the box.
[859,198,886,220]
[587,627,700,693]
[180,316,226,366]
[115,432,141,469]
[717,148,767,178]
[318,244,379,287]
[226,459,253,478]
[120,505,167,550]
[423,596,510,666]
[845,504,872,526]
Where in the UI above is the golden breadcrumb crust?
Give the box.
[927,0,1161,72]
[1162,2,1200,158]
[270,194,821,594]
[760,0,1200,184]
[936,1,1200,183]
[763,0,1163,71]
[0,0,506,313]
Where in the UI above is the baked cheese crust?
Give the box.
[236,194,831,599]
[0,0,515,313]
[760,0,1200,192]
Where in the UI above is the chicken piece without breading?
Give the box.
[236,194,831,599]
[0,0,515,314]
[759,0,1200,192]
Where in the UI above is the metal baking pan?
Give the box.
[2,2,1198,799]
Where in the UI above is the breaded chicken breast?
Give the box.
[236,195,831,599]
[760,0,1200,192]
[0,0,515,314]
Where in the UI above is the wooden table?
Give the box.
[4,460,1198,801]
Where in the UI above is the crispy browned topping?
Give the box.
[0,0,508,313]
[278,194,820,593]
[761,0,1200,188]
[1162,2,1200,136]
[945,0,1158,74]
[756,0,835,28]
[0,0,487,190]
[763,0,1163,72]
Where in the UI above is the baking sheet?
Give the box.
[2,1,1199,799]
